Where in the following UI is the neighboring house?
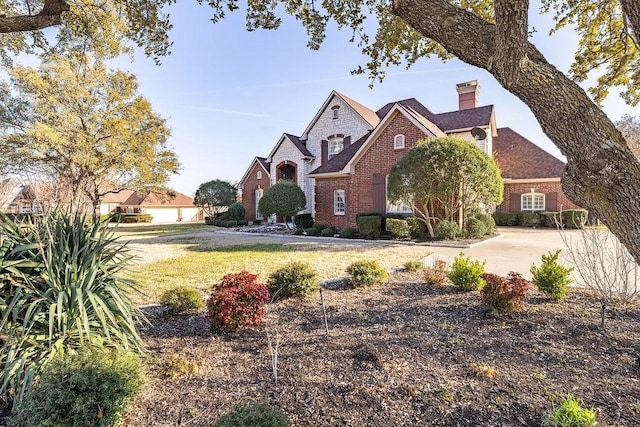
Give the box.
[238,81,579,227]
[237,157,271,221]
[0,179,52,214]
[100,190,202,223]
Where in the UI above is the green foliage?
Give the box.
[544,394,598,427]
[531,250,574,299]
[311,223,326,232]
[0,212,145,405]
[434,220,462,240]
[346,260,388,288]
[406,216,428,239]
[386,218,410,239]
[474,213,496,235]
[215,403,290,427]
[447,253,486,291]
[293,214,314,231]
[194,180,238,219]
[518,212,542,227]
[304,226,320,236]
[481,272,531,312]
[339,227,356,238]
[206,271,270,331]
[162,353,199,379]
[356,215,382,239]
[562,210,589,229]
[320,227,336,237]
[258,181,306,224]
[160,286,205,314]
[10,349,144,427]
[493,211,518,226]
[267,261,319,301]
[227,202,246,221]
[403,260,424,273]
[465,217,487,238]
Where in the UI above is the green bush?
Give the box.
[320,226,336,237]
[339,227,356,238]
[252,219,262,226]
[518,211,543,227]
[492,211,518,226]
[10,349,144,427]
[160,286,205,314]
[447,253,486,291]
[267,261,319,301]
[205,216,215,225]
[304,226,320,236]
[293,213,314,231]
[434,220,462,240]
[222,220,238,228]
[311,223,326,232]
[544,394,597,427]
[406,216,428,239]
[480,272,531,312]
[227,202,246,221]
[346,259,388,288]
[403,260,424,272]
[562,209,588,229]
[121,213,152,223]
[386,218,410,239]
[215,403,290,427]
[474,213,496,235]
[465,218,487,239]
[531,250,573,299]
[237,220,249,226]
[356,215,382,239]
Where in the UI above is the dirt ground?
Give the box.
[123,271,640,426]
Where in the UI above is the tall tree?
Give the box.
[0,50,179,220]
[193,179,238,219]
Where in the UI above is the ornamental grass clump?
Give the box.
[160,286,204,314]
[346,259,388,288]
[544,394,598,427]
[267,261,319,301]
[481,272,531,313]
[206,271,270,331]
[447,253,486,291]
[531,250,574,300]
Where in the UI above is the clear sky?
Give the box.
[112,2,640,197]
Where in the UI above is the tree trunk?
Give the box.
[392,0,640,264]
[0,0,69,33]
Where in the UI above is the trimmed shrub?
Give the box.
[228,202,246,221]
[237,220,249,226]
[294,213,314,231]
[403,260,424,272]
[10,349,144,427]
[267,261,319,301]
[518,211,542,227]
[475,213,496,235]
[406,216,428,239]
[434,220,462,240]
[447,253,486,291]
[387,218,410,239]
[480,272,531,312]
[493,211,518,226]
[544,394,597,427]
[215,403,290,427]
[311,223,326,233]
[304,226,320,236]
[562,209,588,229]
[206,271,270,331]
[339,227,356,238]
[356,215,382,239]
[222,220,239,228]
[425,259,448,285]
[251,219,262,226]
[465,218,487,239]
[346,259,388,288]
[205,216,215,225]
[160,286,204,314]
[320,226,336,237]
[531,250,573,299]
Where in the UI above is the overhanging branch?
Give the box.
[0,0,70,34]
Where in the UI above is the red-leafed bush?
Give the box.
[480,272,531,313]
[206,271,270,331]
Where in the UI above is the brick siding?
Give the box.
[241,162,270,221]
[498,181,581,212]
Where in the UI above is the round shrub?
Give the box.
[481,272,531,312]
[346,259,388,288]
[10,349,144,427]
[403,260,424,273]
[475,213,496,234]
[465,218,487,239]
[339,227,356,238]
[447,253,486,291]
[160,286,204,314]
[320,227,336,237]
[293,213,314,231]
[215,403,290,427]
[434,220,462,240]
[304,226,320,236]
[267,261,319,301]
[406,217,428,239]
[311,223,326,233]
[227,202,246,221]
[386,218,410,239]
[530,250,573,299]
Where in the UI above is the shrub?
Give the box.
[480,272,531,312]
[356,215,382,239]
[434,220,462,240]
[237,220,249,226]
[252,219,262,225]
[339,227,356,238]
[121,213,153,223]
[227,202,246,221]
[162,353,199,379]
[160,286,205,314]
[10,349,144,427]
[222,220,238,228]
[215,403,290,427]
[544,394,597,427]
[531,250,573,299]
[293,213,314,231]
[267,261,319,301]
[406,216,428,239]
[346,259,388,288]
[387,218,410,239]
[206,271,270,331]
[320,226,336,237]
[425,259,448,285]
[518,211,542,227]
[474,213,496,235]
[447,253,486,291]
[562,209,588,229]
[403,260,424,272]
[304,226,320,236]
[493,211,518,226]
[465,217,487,239]
[311,223,326,233]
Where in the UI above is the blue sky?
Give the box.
[113,2,640,196]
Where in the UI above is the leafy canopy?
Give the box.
[258,181,306,221]
[194,179,238,217]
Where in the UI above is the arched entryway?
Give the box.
[276,161,297,182]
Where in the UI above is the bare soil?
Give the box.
[123,271,640,426]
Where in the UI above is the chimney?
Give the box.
[456,80,480,110]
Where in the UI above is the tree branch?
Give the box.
[0,0,70,34]
[491,0,529,87]
[620,0,640,47]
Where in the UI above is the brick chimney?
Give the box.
[456,80,480,110]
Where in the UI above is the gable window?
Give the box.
[394,134,405,149]
[521,193,545,211]
[331,105,340,119]
[256,170,262,180]
[386,175,412,213]
[334,190,346,215]
[328,136,344,159]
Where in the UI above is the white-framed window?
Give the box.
[386,175,412,213]
[521,193,545,211]
[394,134,405,149]
[332,105,340,119]
[328,137,344,159]
[334,189,346,215]
[256,170,262,180]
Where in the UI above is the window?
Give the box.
[331,105,340,119]
[394,134,405,149]
[328,137,344,159]
[334,190,345,215]
[386,175,412,213]
[521,193,545,211]
[256,170,262,180]
[255,188,264,220]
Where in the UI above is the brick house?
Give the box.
[238,81,579,226]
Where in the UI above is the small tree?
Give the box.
[258,181,306,228]
[194,179,237,218]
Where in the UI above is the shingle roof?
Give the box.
[257,157,271,173]
[284,133,313,157]
[376,98,434,119]
[493,127,566,179]
[309,132,371,175]
[122,190,194,207]
[102,189,135,203]
[430,105,494,131]
[336,92,381,127]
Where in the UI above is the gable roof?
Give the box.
[308,132,371,176]
[121,190,194,207]
[102,189,135,204]
[238,156,271,186]
[493,127,566,179]
[266,133,314,163]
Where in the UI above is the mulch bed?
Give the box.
[121,272,640,426]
